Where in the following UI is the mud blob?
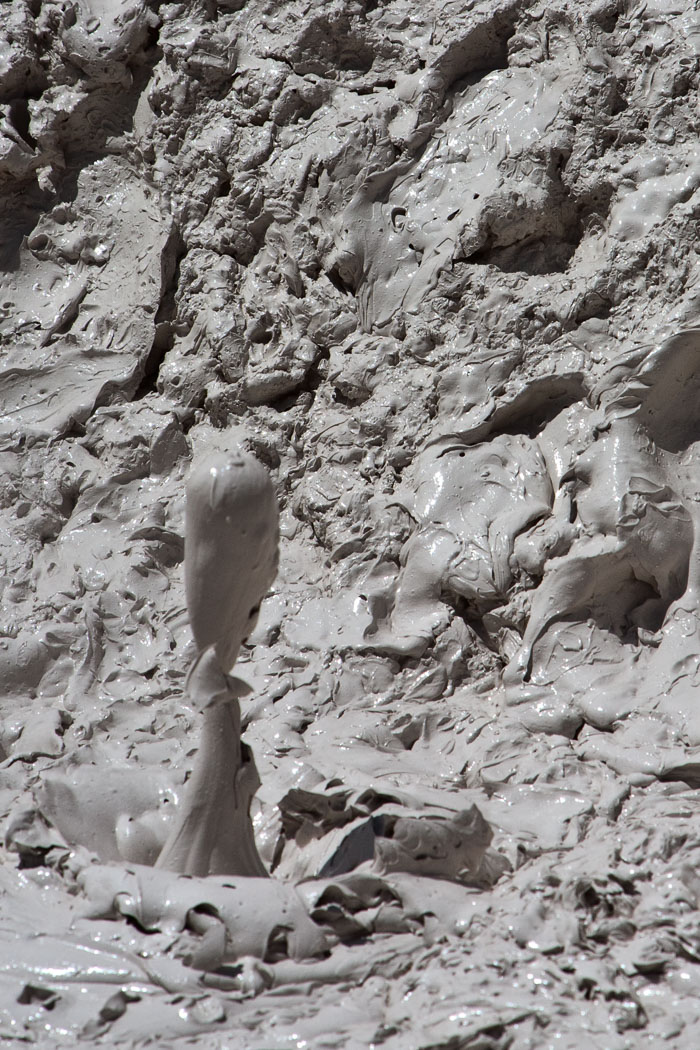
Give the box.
[157,451,279,877]
[185,452,279,672]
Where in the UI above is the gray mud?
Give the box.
[3,0,700,1046]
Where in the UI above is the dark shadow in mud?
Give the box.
[0,182,54,271]
[0,27,161,271]
[491,373,588,438]
[469,232,581,275]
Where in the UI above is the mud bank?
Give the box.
[3,0,700,1046]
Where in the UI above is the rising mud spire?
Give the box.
[156,451,279,877]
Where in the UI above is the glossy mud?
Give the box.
[3,0,700,1046]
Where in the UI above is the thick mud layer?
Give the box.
[3,1,700,1046]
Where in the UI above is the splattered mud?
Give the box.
[3,0,700,1046]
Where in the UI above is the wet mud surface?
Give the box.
[3,0,700,1045]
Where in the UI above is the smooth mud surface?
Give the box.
[3,0,700,1046]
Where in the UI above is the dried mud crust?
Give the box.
[3,0,700,1046]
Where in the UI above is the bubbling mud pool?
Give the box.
[4,0,700,1046]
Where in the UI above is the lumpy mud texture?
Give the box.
[4,0,700,1045]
